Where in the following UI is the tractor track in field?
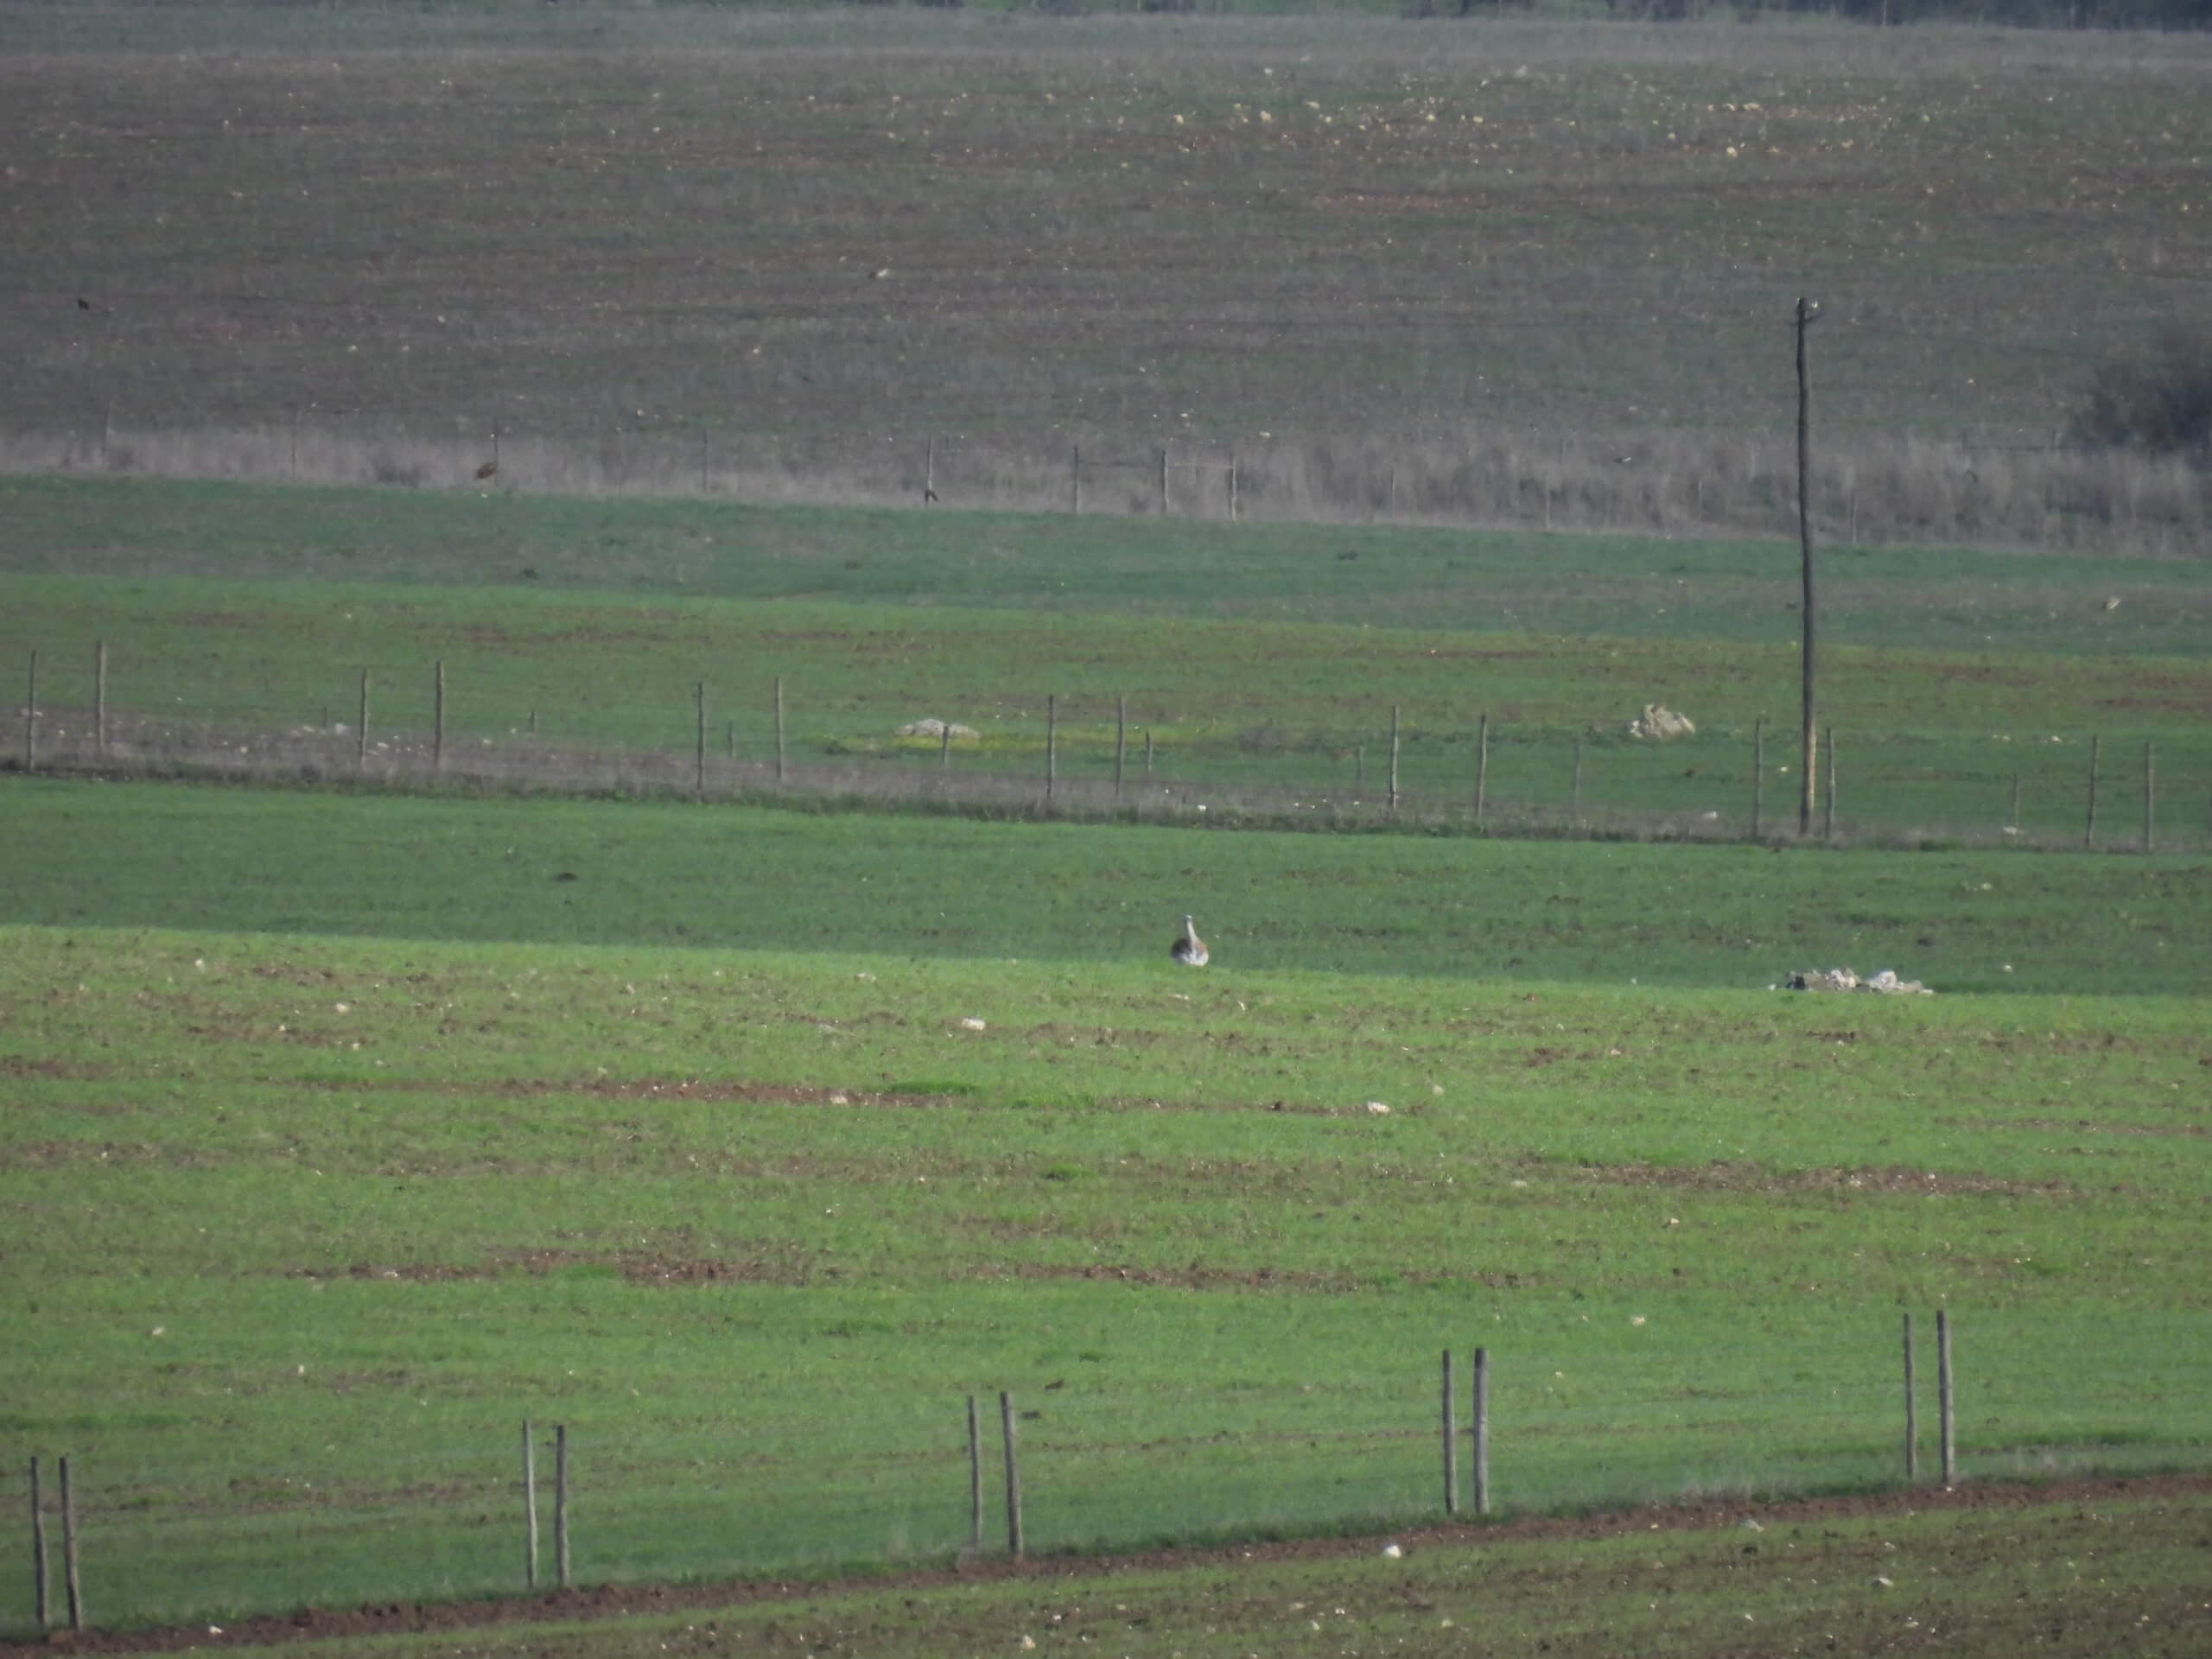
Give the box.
[12,1471,2210,1656]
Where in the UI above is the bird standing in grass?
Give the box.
[1170,914,1209,967]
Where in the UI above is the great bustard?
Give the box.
[1170,914,1209,967]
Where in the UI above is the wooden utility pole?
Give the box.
[1796,296,1821,836]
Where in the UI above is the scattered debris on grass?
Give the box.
[1784,967,1933,995]
[1628,703,1695,740]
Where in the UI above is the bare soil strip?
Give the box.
[11,1472,2206,1657]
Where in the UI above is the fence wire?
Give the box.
[7,1309,2210,1634]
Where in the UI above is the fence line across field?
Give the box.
[5,1312,2133,1637]
[10,645,2208,853]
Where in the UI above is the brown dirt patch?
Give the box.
[288,1247,822,1287]
[11,1472,2209,1656]
[1551,1159,2082,1201]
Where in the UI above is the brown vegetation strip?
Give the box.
[289,1249,819,1287]
[1961,1116,2212,1141]
[1553,1159,2081,1200]
[12,1472,2209,1658]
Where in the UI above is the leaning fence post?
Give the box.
[29,1457,48,1628]
[1389,706,1402,815]
[555,1424,571,1588]
[1751,715,1764,842]
[1902,1313,1918,1482]
[1937,1311,1955,1488]
[523,1421,539,1588]
[1115,696,1127,800]
[1441,1350,1459,1516]
[1475,713,1489,828]
[966,1395,983,1555]
[93,642,107,760]
[59,1454,81,1632]
[999,1391,1023,1559]
[2085,734,2101,847]
[2143,741,2155,854]
[1472,1347,1491,1516]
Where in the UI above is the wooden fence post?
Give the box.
[939,721,951,771]
[60,1454,81,1632]
[1751,716,1765,841]
[22,650,35,772]
[1902,1314,1918,1482]
[1389,705,1401,815]
[1571,738,1584,828]
[1355,746,1364,791]
[1937,1311,1955,1488]
[555,1424,571,1589]
[523,1421,538,1588]
[29,1457,48,1628]
[1228,449,1239,522]
[356,670,370,775]
[1071,445,1081,515]
[1441,1350,1459,1516]
[2143,741,2155,853]
[1115,696,1127,800]
[925,435,937,505]
[774,677,786,785]
[2086,734,2101,847]
[1475,714,1489,828]
[966,1395,983,1555]
[1472,1347,1491,1516]
[433,659,446,777]
[1158,446,1169,517]
[2009,772,2020,837]
[694,682,706,798]
[93,642,107,759]
[1823,726,1836,841]
[1045,694,1057,805]
[1144,729,1154,778]
[999,1391,1023,1559]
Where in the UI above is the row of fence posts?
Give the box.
[10,1318,1967,1630]
[934,440,1241,523]
[11,647,2196,847]
[23,1458,84,1632]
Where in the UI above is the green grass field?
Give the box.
[2,787,2209,1629]
[6,8,2212,1651]
[6,479,2211,846]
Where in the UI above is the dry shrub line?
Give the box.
[9,418,2210,556]
[10,649,2202,853]
[12,1320,1975,1635]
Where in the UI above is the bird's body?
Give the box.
[1170,914,1209,967]
[474,460,499,480]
